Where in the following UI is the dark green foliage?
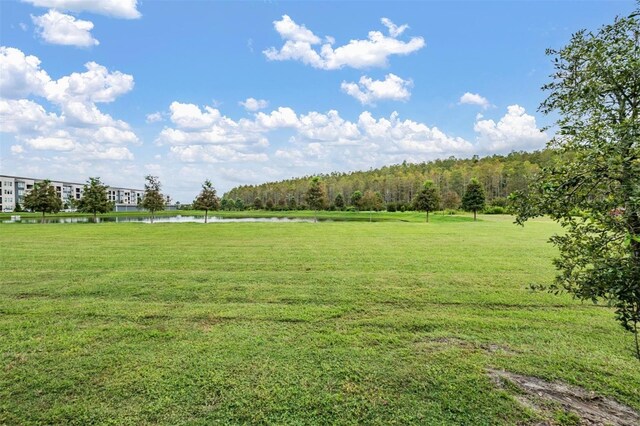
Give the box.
[13,202,23,213]
[412,180,441,222]
[462,178,486,221]
[265,199,274,210]
[139,175,166,223]
[253,197,263,210]
[193,180,220,223]
[386,202,397,212]
[513,9,640,358]
[350,190,363,210]
[76,177,112,221]
[287,196,297,210]
[334,193,345,210]
[235,198,244,210]
[22,179,62,221]
[305,177,328,221]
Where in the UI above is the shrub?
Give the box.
[386,202,397,212]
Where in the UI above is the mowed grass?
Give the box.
[1,215,639,425]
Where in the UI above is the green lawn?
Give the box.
[1,215,638,424]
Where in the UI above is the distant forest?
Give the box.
[223,150,557,211]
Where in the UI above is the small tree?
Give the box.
[350,190,363,211]
[253,197,263,210]
[462,178,485,221]
[22,179,62,222]
[235,198,245,210]
[139,175,165,223]
[442,191,461,211]
[334,193,345,210]
[305,176,328,222]
[412,180,441,223]
[193,179,220,223]
[76,177,112,222]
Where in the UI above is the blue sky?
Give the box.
[0,0,635,201]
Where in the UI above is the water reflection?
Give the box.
[3,215,317,224]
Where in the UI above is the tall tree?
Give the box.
[412,180,441,223]
[305,176,328,222]
[442,191,461,210]
[513,9,640,358]
[139,175,165,223]
[76,177,112,222]
[22,179,62,222]
[462,178,486,221]
[334,193,345,210]
[193,179,220,223]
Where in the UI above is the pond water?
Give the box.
[2,215,318,224]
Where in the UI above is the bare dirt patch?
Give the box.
[488,369,640,425]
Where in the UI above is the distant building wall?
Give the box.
[0,175,147,213]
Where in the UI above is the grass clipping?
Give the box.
[488,369,640,425]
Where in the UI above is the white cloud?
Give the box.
[474,104,547,152]
[264,15,424,70]
[169,145,268,164]
[168,101,221,129]
[23,0,141,19]
[0,47,50,98]
[11,145,25,154]
[341,73,412,105]
[0,47,137,160]
[254,107,299,129]
[459,92,490,109]
[26,135,75,151]
[45,61,134,104]
[146,112,163,123]
[239,97,269,112]
[273,15,320,44]
[381,17,408,37]
[32,10,99,47]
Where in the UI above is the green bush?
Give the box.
[386,202,397,212]
[483,206,506,214]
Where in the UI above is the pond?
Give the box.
[2,215,318,224]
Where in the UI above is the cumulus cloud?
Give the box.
[341,73,412,105]
[459,92,490,109]
[0,47,50,98]
[239,97,269,112]
[1,46,138,160]
[264,15,424,70]
[32,10,99,47]
[474,104,547,152]
[23,0,141,19]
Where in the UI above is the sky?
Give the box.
[0,0,636,202]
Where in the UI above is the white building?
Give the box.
[0,175,145,213]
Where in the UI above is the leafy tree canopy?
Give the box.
[77,177,112,220]
[513,8,640,358]
[193,180,220,223]
[22,179,62,220]
[462,178,486,221]
[139,175,166,222]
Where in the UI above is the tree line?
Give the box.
[222,150,555,212]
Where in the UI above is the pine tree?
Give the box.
[305,176,328,222]
[462,178,486,221]
[412,180,441,223]
[139,175,166,223]
[193,180,220,223]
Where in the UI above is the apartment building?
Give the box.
[0,175,145,213]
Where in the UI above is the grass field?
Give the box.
[1,215,639,424]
